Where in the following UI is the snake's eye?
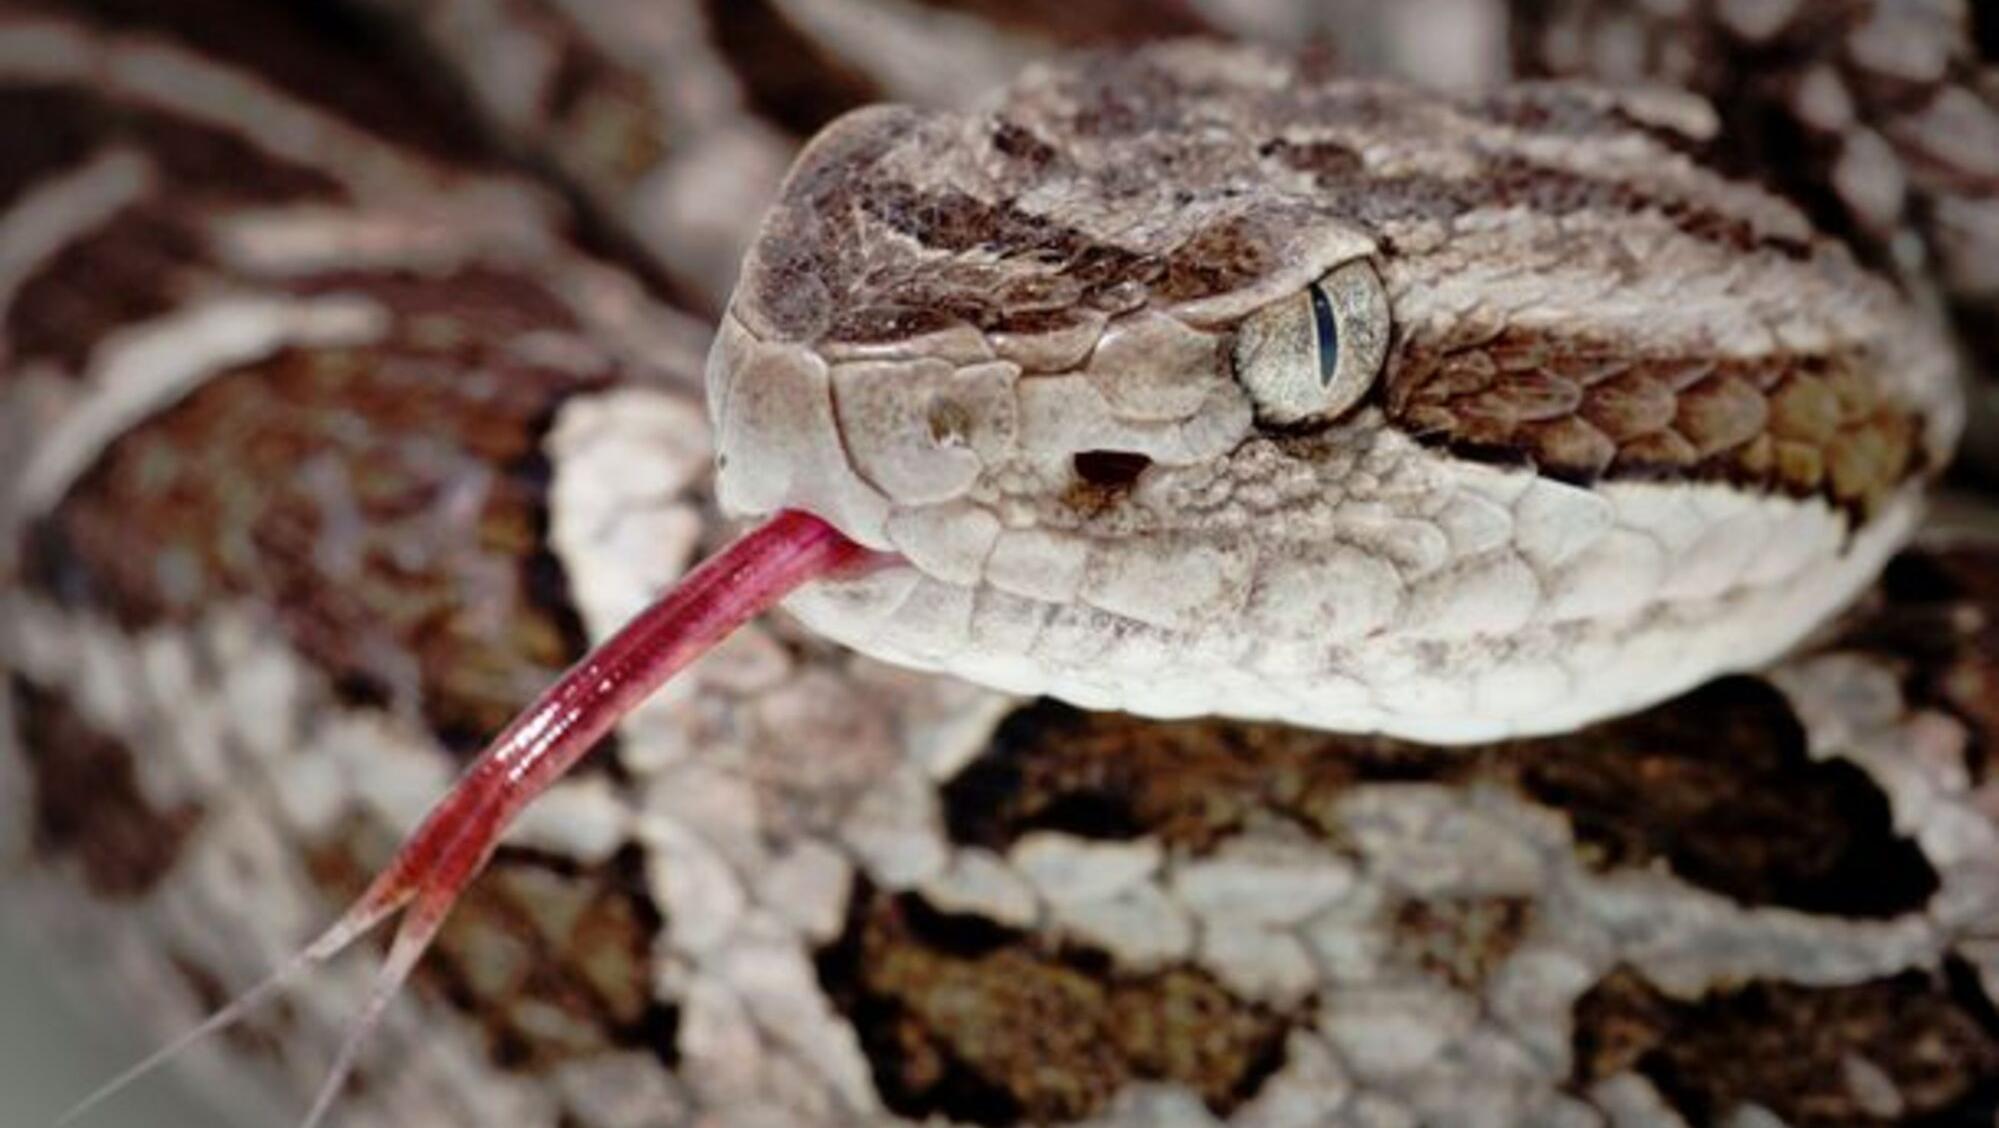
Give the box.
[1231,259,1389,426]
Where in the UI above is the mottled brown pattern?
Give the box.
[1572,964,1999,1125]
[24,268,607,753]
[308,825,672,1070]
[1390,897,1535,992]
[10,676,202,899]
[1387,330,1924,514]
[945,681,1938,918]
[837,181,1164,340]
[820,889,1294,1124]
[0,84,345,376]
[746,104,914,341]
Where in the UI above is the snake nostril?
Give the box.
[1073,449,1153,489]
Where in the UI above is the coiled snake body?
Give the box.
[3,4,1998,1128]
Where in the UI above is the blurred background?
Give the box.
[0,926,208,1127]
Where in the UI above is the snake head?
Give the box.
[707,41,1957,742]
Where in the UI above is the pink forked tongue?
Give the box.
[59,510,887,1128]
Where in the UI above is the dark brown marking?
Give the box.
[943,680,1939,918]
[1976,1,1999,61]
[1270,143,1814,261]
[1258,137,1363,178]
[1572,964,1999,1125]
[11,676,203,899]
[0,85,113,211]
[0,84,343,208]
[819,886,1294,1125]
[6,203,210,376]
[1842,542,1999,786]
[39,0,495,164]
[797,175,1258,343]
[747,106,915,340]
[0,83,346,377]
[1506,678,1937,918]
[1386,328,1924,515]
[23,267,607,756]
[990,121,1059,169]
[700,0,884,137]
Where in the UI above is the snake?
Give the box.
[4,2,1999,1127]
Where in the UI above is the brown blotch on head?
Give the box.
[818,886,1295,1125]
[23,267,608,758]
[1152,214,1281,305]
[1572,963,1999,1125]
[769,168,1164,345]
[989,120,1059,169]
[942,679,1938,918]
[1387,329,1923,516]
[1268,135,1812,262]
[11,676,203,899]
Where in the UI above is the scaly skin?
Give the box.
[711,43,1960,741]
[3,4,1998,1128]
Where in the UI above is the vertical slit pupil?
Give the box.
[1307,283,1340,387]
